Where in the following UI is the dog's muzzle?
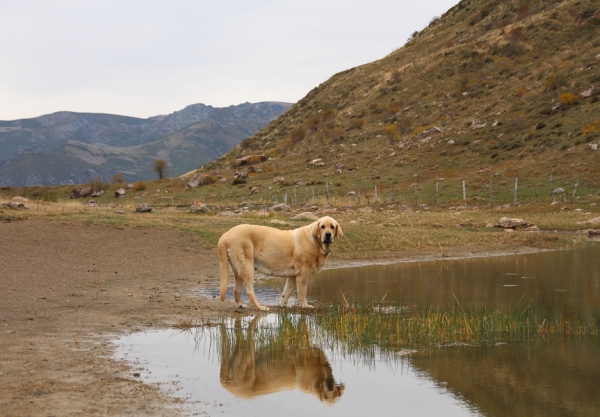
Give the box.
[323,232,333,244]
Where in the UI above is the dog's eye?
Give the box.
[321,225,325,229]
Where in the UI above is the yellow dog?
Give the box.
[218,216,343,310]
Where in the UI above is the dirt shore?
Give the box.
[0,220,543,416]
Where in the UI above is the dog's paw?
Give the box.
[301,304,314,309]
[258,305,270,312]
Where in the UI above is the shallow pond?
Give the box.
[115,243,600,416]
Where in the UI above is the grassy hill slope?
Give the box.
[193,0,600,206]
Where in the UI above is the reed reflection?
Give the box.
[219,315,345,403]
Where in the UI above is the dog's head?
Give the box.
[311,216,343,247]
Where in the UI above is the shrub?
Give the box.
[584,120,600,136]
[240,137,253,149]
[544,72,569,90]
[349,118,366,130]
[560,93,579,104]
[88,176,107,192]
[514,86,526,97]
[232,178,246,185]
[290,127,306,144]
[132,181,147,191]
[110,173,125,184]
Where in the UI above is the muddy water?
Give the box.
[253,243,600,314]
[116,244,600,416]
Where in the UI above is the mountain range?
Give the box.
[0,102,292,187]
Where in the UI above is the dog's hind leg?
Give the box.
[233,269,245,308]
[237,262,269,311]
[280,277,296,307]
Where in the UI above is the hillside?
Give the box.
[193,0,599,205]
[0,102,291,186]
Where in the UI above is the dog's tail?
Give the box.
[218,238,230,302]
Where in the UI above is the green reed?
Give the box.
[316,302,600,350]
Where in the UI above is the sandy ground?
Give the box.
[0,220,542,416]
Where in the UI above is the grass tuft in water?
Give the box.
[316,301,600,350]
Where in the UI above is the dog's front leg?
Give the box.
[280,276,296,307]
[296,272,313,309]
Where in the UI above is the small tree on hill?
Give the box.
[152,158,170,179]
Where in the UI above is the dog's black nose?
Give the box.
[324,232,332,242]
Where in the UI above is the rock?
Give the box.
[589,144,598,150]
[294,179,304,185]
[290,212,319,221]
[234,155,268,168]
[573,208,588,213]
[270,219,291,226]
[127,183,134,189]
[358,206,373,213]
[320,208,338,214]
[250,186,261,195]
[135,203,152,213]
[421,126,443,136]
[91,190,104,197]
[553,188,565,194]
[580,86,599,98]
[311,206,319,211]
[448,140,455,145]
[504,228,515,233]
[187,174,214,188]
[307,158,322,166]
[273,176,286,183]
[347,191,356,196]
[2,201,27,209]
[70,186,93,199]
[588,229,600,236]
[485,223,495,228]
[270,204,291,212]
[114,188,126,198]
[220,177,228,183]
[216,211,239,217]
[524,225,540,231]
[11,196,29,202]
[254,210,271,217]
[583,217,600,225]
[234,166,256,179]
[398,204,414,214]
[190,201,210,213]
[114,210,126,215]
[496,217,536,229]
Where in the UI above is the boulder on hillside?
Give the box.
[135,203,153,213]
[10,196,29,203]
[216,211,239,217]
[496,217,537,230]
[234,155,268,168]
[580,85,599,98]
[190,201,210,214]
[114,188,126,198]
[290,212,319,221]
[1,201,28,209]
[270,203,291,212]
[70,186,93,199]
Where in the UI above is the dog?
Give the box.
[220,316,345,402]
[218,216,343,310]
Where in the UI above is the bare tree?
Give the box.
[152,159,169,179]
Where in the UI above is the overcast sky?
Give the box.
[0,0,459,121]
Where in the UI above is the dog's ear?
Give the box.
[335,223,344,238]
[311,219,321,238]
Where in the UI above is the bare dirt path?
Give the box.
[0,219,544,416]
[0,220,230,416]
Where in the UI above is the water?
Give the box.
[115,243,600,416]
[242,242,600,314]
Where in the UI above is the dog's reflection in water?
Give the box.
[219,316,345,403]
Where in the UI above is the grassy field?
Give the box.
[2,182,597,259]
